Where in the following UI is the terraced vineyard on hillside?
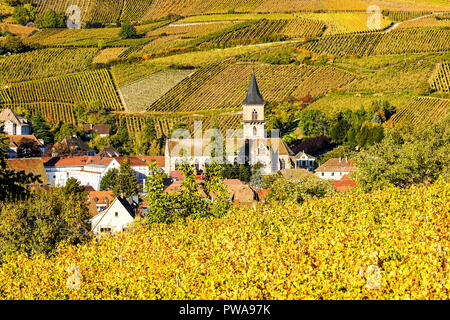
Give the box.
[118,112,242,138]
[389,97,450,128]
[0,69,122,112]
[292,66,356,98]
[120,69,195,111]
[431,62,449,93]
[147,62,318,112]
[302,27,450,57]
[0,48,98,85]
[302,32,383,57]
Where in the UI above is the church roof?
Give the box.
[167,138,293,156]
[243,73,264,105]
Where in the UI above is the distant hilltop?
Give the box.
[26,0,450,25]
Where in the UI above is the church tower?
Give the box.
[242,72,265,139]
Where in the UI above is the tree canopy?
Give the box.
[113,156,139,197]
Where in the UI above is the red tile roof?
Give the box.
[332,175,357,192]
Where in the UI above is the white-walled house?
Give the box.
[315,158,356,180]
[294,151,316,171]
[0,108,31,135]
[43,155,165,190]
[91,196,138,235]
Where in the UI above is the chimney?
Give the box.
[345,157,348,163]
[339,157,341,163]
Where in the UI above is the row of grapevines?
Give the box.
[147,62,228,112]
[148,62,318,112]
[301,32,383,57]
[387,11,432,22]
[0,48,98,86]
[280,17,326,38]
[117,112,243,139]
[431,63,450,93]
[0,69,122,111]
[30,0,92,21]
[1,102,75,124]
[389,97,450,128]
[120,0,154,22]
[372,27,450,55]
[292,65,356,98]
[302,27,450,57]
[202,19,289,47]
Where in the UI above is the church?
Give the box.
[164,72,293,175]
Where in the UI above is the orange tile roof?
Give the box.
[256,189,270,202]
[88,191,115,216]
[42,155,153,167]
[316,158,357,173]
[136,156,165,167]
[223,179,245,185]
[332,177,357,192]
[43,156,113,167]
[7,158,49,185]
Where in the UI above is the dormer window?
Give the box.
[252,109,258,121]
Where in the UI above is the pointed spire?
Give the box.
[243,72,264,105]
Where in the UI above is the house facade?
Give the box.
[294,151,316,171]
[315,158,357,180]
[0,108,31,135]
[164,73,293,175]
[43,155,165,190]
[7,135,45,158]
[91,196,138,235]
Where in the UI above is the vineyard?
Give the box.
[199,19,288,48]
[0,69,122,112]
[24,1,450,24]
[291,66,356,98]
[296,12,393,35]
[117,112,242,138]
[302,27,450,57]
[431,63,449,93]
[0,180,448,299]
[0,48,98,85]
[302,33,383,57]
[306,92,416,115]
[25,27,127,47]
[147,62,319,112]
[346,54,437,94]
[0,102,76,125]
[388,97,450,128]
[372,28,450,55]
[92,47,128,64]
[120,69,195,111]
[387,11,432,22]
[280,18,326,38]
[396,15,450,29]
